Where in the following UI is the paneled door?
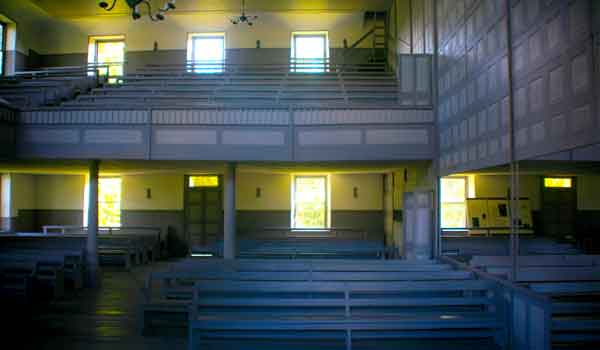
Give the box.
[540,177,576,237]
[184,175,223,249]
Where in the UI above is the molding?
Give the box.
[152,109,291,125]
[20,110,149,124]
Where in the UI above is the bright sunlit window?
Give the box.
[84,177,122,228]
[88,35,125,83]
[98,178,122,227]
[441,177,467,228]
[544,177,572,188]
[291,32,329,73]
[292,175,330,229]
[189,176,220,188]
[187,33,225,73]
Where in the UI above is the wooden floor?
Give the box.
[8,262,187,350]
[6,261,498,350]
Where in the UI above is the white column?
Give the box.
[86,160,100,287]
[223,163,236,259]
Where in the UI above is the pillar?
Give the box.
[223,163,236,259]
[86,160,100,287]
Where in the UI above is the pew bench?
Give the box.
[187,280,505,350]
[0,256,64,300]
[0,260,36,304]
[527,281,600,347]
[140,263,475,334]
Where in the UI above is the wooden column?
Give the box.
[223,163,236,260]
[86,159,100,287]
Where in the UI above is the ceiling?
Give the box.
[29,0,392,18]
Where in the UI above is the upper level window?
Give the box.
[187,33,225,73]
[291,31,329,73]
[88,35,125,83]
[441,177,467,228]
[0,22,5,76]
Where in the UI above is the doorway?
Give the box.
[184,175,223,248]
[540,177,576,237]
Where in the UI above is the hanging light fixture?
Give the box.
[98,0,176,21]
[231,0,257,26]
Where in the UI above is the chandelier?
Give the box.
[231,0,258,26]
[98,0,176,21]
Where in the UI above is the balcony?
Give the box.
[1,57,434,162]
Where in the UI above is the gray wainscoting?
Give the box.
[121,210,186,257]
[237,210,384,240]
[16,209,83,232]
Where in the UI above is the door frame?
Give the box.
[540,176,577,237]
[183,174,224,249]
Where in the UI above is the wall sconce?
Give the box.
[353,187,359,198]
[146,188,152,199]
[256,187,262,198]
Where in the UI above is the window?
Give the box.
[88,35,125,83]
[292,176,330,229]
[291,32,329,72]
[84,177,122,228]
[187,33,225,73]
[98,178,122,227]
[441,177,467,228]
[0,22,5,76]
[189,176,219,188]
[544,177,572,188]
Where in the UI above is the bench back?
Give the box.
[189,279,498,319]
[470,255,600,268]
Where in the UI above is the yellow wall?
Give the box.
[121,174,184,210]
[10,174,36,216]
[237,172,291,211]
[0,0,52,54]
[39,12,371,54]
[577,175,600,210]
[472,175,541,210]
[331,174,383,210]
[236,173,385,211]
[34,175,85,210]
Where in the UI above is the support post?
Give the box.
[86,159,100,288]
[223,163,236,260]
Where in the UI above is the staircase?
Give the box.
[366,11,388,64]
[343,11,388,69]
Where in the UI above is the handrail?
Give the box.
[441,255,552,350]
[347,26,378,50]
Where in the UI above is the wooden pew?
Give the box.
[527,281,600,346]
[0,248,84,290]
[0,255,64,300]
[0,260,36,305]
[139,260,471,334]
[187,279,505,350]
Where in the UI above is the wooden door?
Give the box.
[184,175,223,249]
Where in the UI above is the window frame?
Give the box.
[0,21,6,76]
[186,32,226,73]
[87,35,126,83]
[290,31,329,73]
[440,176,468,229]
[97,177,122,228]
[291,175,330,230]
[543,177,573,189]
